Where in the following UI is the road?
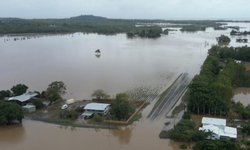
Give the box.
[149,73,191,122]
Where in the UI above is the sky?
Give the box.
[1,0,250,20]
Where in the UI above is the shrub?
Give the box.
[182,111,191,120]
[180,143,187,149]
[59,110,70,119]
[60,110,79,120]
[93,113,102,122]
[70,110,78,120]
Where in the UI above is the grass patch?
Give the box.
[181,88,190,102]
[42,118,72,122]
[172,103,185,116]
[127,113,142,125]
[147,73,183,118]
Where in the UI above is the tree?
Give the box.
[91,89,110,100]
[45,81,67,102]
[182,111,191,120]
[216,35,231,43]
[110,93,134,120]
[0,101,24,125]
[93,113,102,122]
[45,87,61,102]
[0,90,11,100]
[48,81,66,96]
[11,84,28,96]
[32,99,44,110]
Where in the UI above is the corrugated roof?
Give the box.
[8,93,38,102]
[202,117,226,126]
[84,103,110,111]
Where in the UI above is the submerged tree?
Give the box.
[91,89,110,100]
[216,35,231,43]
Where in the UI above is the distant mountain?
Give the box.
[70,15,107,20]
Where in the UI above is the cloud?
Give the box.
[0,0,249,19]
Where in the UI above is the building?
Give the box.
[22,104,36,113]
[199,117,237,140]
[80,103,110,118]
[8,92,38,105]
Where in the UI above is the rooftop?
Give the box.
[84,103,110,111]
[22,104,35,109]
[8,92,38,102]
[202,117,226,126]
[199,124,219,135]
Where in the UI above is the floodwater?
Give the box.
[233,88,250,106]
[233,63,250,106]
[0,22,250,150]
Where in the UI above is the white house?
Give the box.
[80,103,110,118]
[199,117,237,140]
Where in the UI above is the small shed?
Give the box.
[22,105,36,113]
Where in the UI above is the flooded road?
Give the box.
[1,22,250,150]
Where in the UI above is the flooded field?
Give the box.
[1,22,250,150]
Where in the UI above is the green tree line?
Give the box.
[0,15,225,35]
[188,45,250,117]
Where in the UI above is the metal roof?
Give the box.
[202,117,226,126]
[84,103,110,111]
[199,124,219,135]
[8,93,38,102]
[81,111,94,117]
[220,126,237,139]
[22,104,35,109]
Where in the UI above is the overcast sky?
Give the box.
[1,0,250,20]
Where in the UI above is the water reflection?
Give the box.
[110,126,133,144]
[95,53,101,58]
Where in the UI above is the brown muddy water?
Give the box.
[233,88,250,106]
[1,22,250,150]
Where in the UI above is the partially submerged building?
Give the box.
[80,103,110,119]
[199,117,237,140]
